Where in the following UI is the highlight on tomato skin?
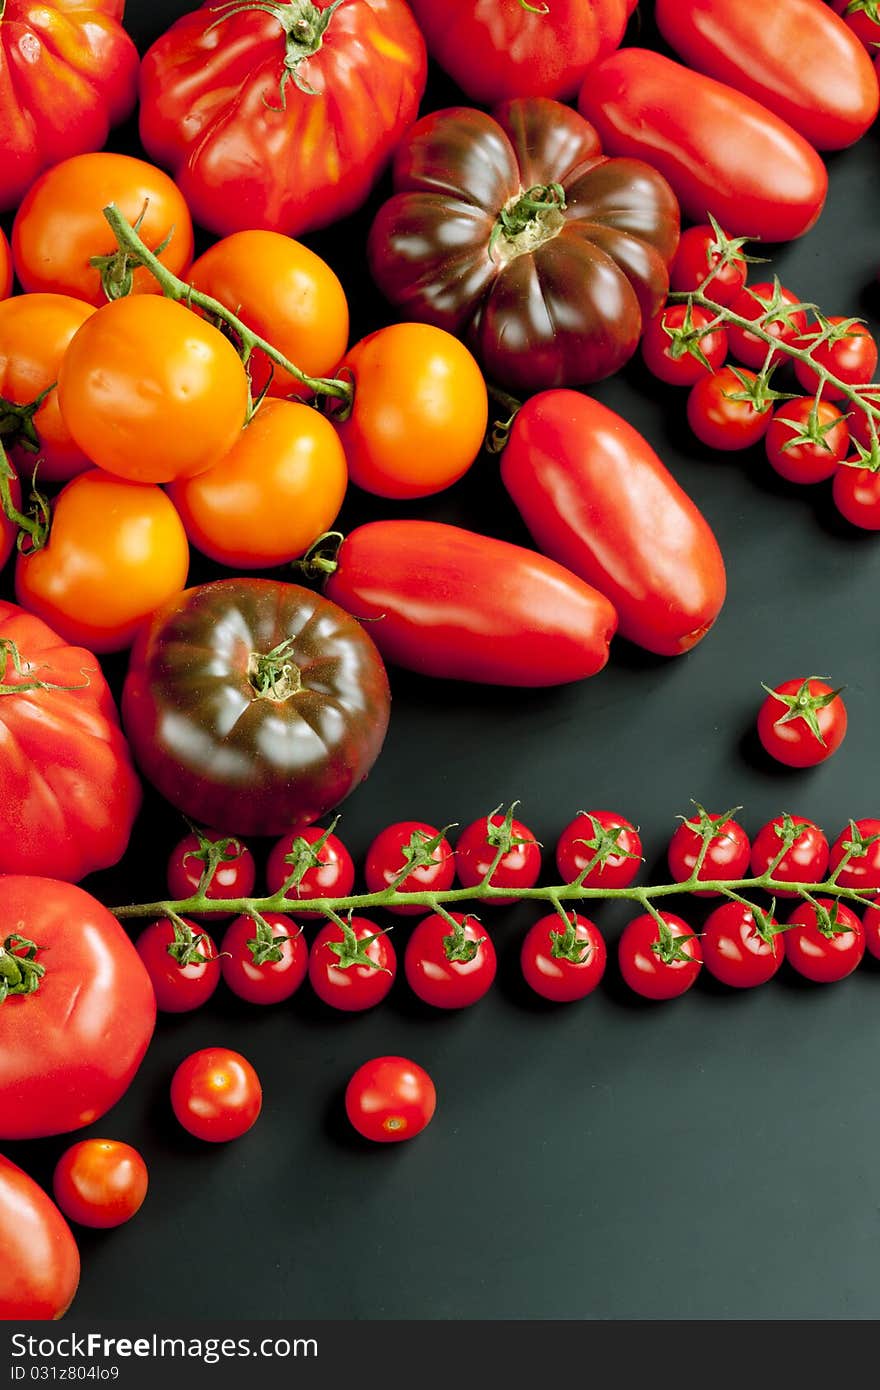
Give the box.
[52,1140,149,1230]
[170,1047,263,1144]
[344,1056,436,1144]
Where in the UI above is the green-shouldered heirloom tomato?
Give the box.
[0,1154,80,1320]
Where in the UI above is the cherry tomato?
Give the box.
[332,323,488,499]
[847,386,880,454]
[52,1140,148,1230]
[344,1056,436,1144]
[454,809,541,905]
[828,819,880,894]
[170,1047,262,1143]
[863,904,880,960]
[833,461,880,530]
[617,911,702,1000]
[520,911,607,1003]
[640,302,728,386]
[308,917,396,1012]
[784,898,865,983]
[363,821,456,915]
[749,814,830,896]
[265,824,356,919]
[134,917,220,1014]
[687,366,773,451]
[667,806,751,895]
[555,810,642,889]
[668,222,749,306]
[220,913,307,1007]
[12,152,194,306]
[0,228,11,299]
[701,902,783,989]
[15,470,189,653]
[166,831,256,921]
[757,677,847,767]
[404,912,496,1009]
[764,397,849,485]
[725,282,808,370]
[793,316,879,400]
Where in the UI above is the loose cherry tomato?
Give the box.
[166,830,256,921]
[667,805,751,895]
[363,821,456,916]
[863,904,880,960]
[793,316,879,399]
[404,912,496,1009]
[668,221,749,306]
[784,898,865,983]
[454,808,541,905]
[726,282,808,370]
[134,917,220,1014]
[520,911,607,1002]
[640,302,728,386]
[828,819,880,894]
[220,913,307,1007]
[0,228,11,299]
[308,917,396,1012]
[757,677,847,767]
[555,810,642,889]
[833,461,880,530]
[52,1140,148,1230]
[749,814,830,895]
[686,365,773,451]
[170,1047,262,1143]
[344,1056,436,1144]
[265,824,355,919]
[617,911,702,1000]
[764,397,849,484]
[701,902,783,989]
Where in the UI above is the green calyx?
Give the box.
[246,913,295,966]
[164,918,213,967]
[441,916,485,964]
[650,918,698,965]
[572,813,641,887]
[278,818,340,890]
[489,183,567,265]
[844,0,880,24]
[388,825,456,889]
[762,677,843,747]
[0,934,46,1003]
[327,920,390,972]
[207,0,346,103]
[247,638,303,701]
[183,826,247,897]
[550,913,592,965]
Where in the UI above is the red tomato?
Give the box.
[833,461,880,530]
[404,912,496,1010]
[687,365,774,451]
[166,831,256,921]
[829,0,880,51]
[617,911,702,1001]
[793,317,879,400]
[555,810,642,890]
[757,677,847,767]
[134,918,221,1014]
[454,809,541,905]
[828,819,880,894]
[520,911,607,1003]
[726,282,809,370]
[863,904,880,959]
[265,824,356,917]
[701,902,783,989]
[220,913,307,1007]
[0,1155,80,1320]
[308,916,396,1012]
[669,221,749,306]
[363,821,456,916]
[847,386,880,454]
[0,877,156,1141]
[52,1140,148,1230]
[170,1047,262,1143]
[667,806,751,895]
[640,302,728,386]
[345,1056,436,1143]
[784,899,865,983]
[0,228,10,298]
[764,398,849,485]
[749,814,830,896]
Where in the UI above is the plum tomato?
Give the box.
[686,365,774,451]
[640,302,728,386]
[783,898,865,983]
[828,819,880,894]
[265,823,356,918]
[345,1056,436,1144]
[764,397,849,485]
[667,805,751,895]
[308,917,396,1012]
[170,1048,262,1143]
[520,911,607,1003]
[220,913,307,1007]
[134,917,220,1014]
[454,807,541,905]
[757,677,847,768]
[166,830,256,921]
[749,813,829,895]
[52,1140,148,1230]
[700,901,783,989]
[669,221,749,306]
[404,912,496,1009]
[617,911,702,1000]
[725,281,808,370]
[555,810,642,889]
[793,316,879,400]
[363,821,456,915]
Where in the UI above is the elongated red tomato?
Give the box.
[317,519,617,686]
[499,390,726,656]
[578,49,827,241]
[0,1155,80,1320]
[655,0,878,151]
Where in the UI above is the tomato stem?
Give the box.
[0,443,51,554]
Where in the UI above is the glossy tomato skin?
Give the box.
[640,303,728,387]
[455,812,541,905]
[726,283,809,370]
[749,815,829,896]
[784,899,865,983]
[655,0,879,151]
[828,819,880,894]
[220,913,308,1007]
[0,228,11,298]
[322,519,617,687]
[368,98,680,392]
[794,318,879,400]
[166,833,256,922]
[52,1140,148,1230]
[404,913,497,1010]
[520,912,607,1003]
[500,389,726,656]
[669,223,748,306]
[687,367,773,452]
[667,812,751,896]
[701,903,783,989]
[764,399,849,485]
[345,1056,436,1144]
[833,463,880,531]
[170,1048,262,1143]
[265,825,356,918]
[0,1,138,214]
[757,678,848,767]
[363,821,456,916]
[0,877,156,1141]
[863,904,880,960]
[139,0,427,238]
[578,48,827,242]
[308,917,396,1012]
[0,1155,80,1320]
[134,918,221,1015]
[121,578,391,837]
[555,810,642,889]
[618,912,702,1001]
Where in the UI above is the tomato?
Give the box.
[640,302,728,387]
[56,296,249,485]
[749,814,830,896]
[686,366,774,452]
[316,519,617,687]
[0,1154,79,1320]
[701,902,783,989]
[667,805,751,895]
[52,1140,148,1230]
[265,823,355,918]
[764,398,849,485]
[520,911,607,1003]
[332,324,488,500]
[793,317,879,400]
[829,0,880,50]
[828,819,880,894]
[345,1056,436,1143]
[863,904,880,959]
[220,912,307,1006]
[363,821,456,916]
[122,578,391,837]
[170,1047,262,1143]
[139,0,427,238]
[847,386,880,454]
[500,389,726,656]
[15,470,190,654]
[757,677,847,767]
[368,98,680,393]
[833,460,880,530]
[0,227,11,298]
[134,918,221,1015]
[577,48,828,242]
[726,282,809,370]
[454,808,541,905]
[11,151,193,304]
[187,230,349,402]
[669,222,749,306]
[308,917,396,1012]
[555,810,642,889]
[617,911,702,1001]
[0,877,156,1141]
[655,0,879,151]
[168,399,347,568]
[404,912,496,1010]
[0,1,138,214]
[166,831,257,921]
[0,463,18,573]
[784,898,865,983]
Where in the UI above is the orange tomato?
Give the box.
[56,296,250,484]
[0,229,11,299]
[168,397,347,569]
